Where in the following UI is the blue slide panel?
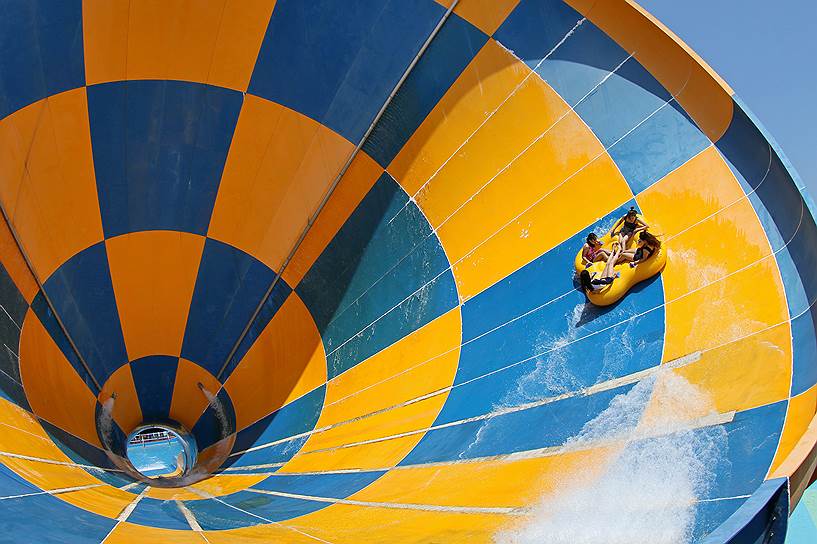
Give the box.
[221,437,309,474]
[773,243,809,318]
[573,57,673,148]
[0,0,84,120]
[401,383,639,465]
[0,462,39,497]
[791,311,817,397]
[495,0,624,107]
[95,470,140,491]
[441,284,663,424]
[717,105,771,194]
[227,385,325,467]
[128,498,191,530]
[362,13,487,167]
[692,497,747,542]
[192,386,237,451]
[221,280,291,381]
[41,418,125,470]
[701,401,786,499]
[326,271,457,382]
[0,261,31,409]
[94,404,131,460]
[87,80,243,238]
[0,492,116,543]
[609,102,709,195]
[182,238,277,376]
[184,497,264,531]
[39,242,128,386]
[621,400,786,519]
[699,478,788,544]
[124,482,149,495]
[249,0,446,144]
[31,293,99,394]
[572,56,708,194]
[297,173,458,379]
[252,470,386,499]
[298,173,439,329]
[130,355,179,422]
[219,490,327,522]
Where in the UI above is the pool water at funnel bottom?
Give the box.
[127,433,186,478]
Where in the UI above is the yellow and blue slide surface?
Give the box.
[0,1,815,542]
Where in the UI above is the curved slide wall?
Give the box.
[0,1,815,542]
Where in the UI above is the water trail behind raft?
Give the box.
[496,371,727,544]
[98,395,117,450]
[199,385,229,436]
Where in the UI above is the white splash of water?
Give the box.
[508,303,585,405]
[458,304,585,459]
[496,371,726,544]
[597,315,638,385]
[590,216,622,243]
[668,248,727,290]
[669,247,764,348]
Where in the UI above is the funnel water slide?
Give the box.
[0,1,815,542]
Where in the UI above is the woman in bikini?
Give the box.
[581,232,611,268]
[609,207,648,250]
[616,231,661,268]
[579,246,622,294]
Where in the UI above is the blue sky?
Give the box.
[637,0,816,196]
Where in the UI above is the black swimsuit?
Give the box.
[633,245,655,262]
[620,217,637,236]
[591,276,615,286]
[588,273,615,292]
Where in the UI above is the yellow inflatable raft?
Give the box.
[573,229,667,306]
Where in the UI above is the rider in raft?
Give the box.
[616,231,661,268]
[610,207,648,250]
[579,246,623,294]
